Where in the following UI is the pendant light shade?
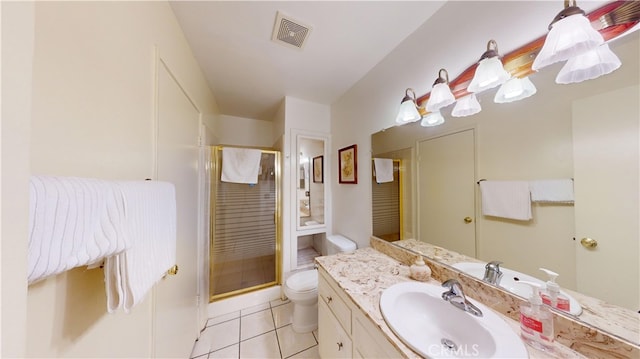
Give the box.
[426,69,456,112]
[451,94,482,117]
[395,88,422,124]
[531,1,604,71]
[494,77,537,103]
[555,43,621,84]
[468,40,510,93]
[420,111,445,127]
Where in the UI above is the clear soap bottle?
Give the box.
[517,281,554,352]
[539,268,571,312]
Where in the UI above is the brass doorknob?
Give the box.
[464,217,473,223]
[580,237,598,249]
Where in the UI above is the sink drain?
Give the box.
[441,338,458,350]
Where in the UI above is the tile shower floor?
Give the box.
[190,299,319,359]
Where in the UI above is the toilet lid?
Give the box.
[286,270,318,292]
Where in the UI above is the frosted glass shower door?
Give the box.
[210,148,280,301]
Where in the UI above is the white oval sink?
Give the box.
[380,281,528,358]
[452,262,582,316]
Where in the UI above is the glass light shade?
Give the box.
[395,99,421,124]
[467,57,510,93]
[532,14,604,71]
[420,111,445,127]
[555,43,621,84]
[494,77,537,103]
[425,83,456,112]
[451,94,482,117]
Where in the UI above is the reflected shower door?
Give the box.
[210,147,280,301]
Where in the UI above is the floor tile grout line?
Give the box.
[269,306,284,359]
[283,344,319,359]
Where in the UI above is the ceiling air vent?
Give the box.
[271,11,312,50]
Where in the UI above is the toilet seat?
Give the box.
[286,269,317,293]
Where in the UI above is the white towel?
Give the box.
[27,176,130,284]
[479,180,532,221]
[106,181,177,313]
[221,148,262,184]
[373,158,394,183]
[529,179,574,203]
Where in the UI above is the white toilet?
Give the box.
[284,234,356,333]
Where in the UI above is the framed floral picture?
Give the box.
[313,155,323,183]
[338,144,357,184]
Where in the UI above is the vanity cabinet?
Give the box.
[318,268,401,359]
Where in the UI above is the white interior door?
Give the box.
[417,129,476,258]
[154,58,201,356]
[572,85,639,311]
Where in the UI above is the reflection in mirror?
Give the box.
[372,158,406,242]
[297,136,325,228]
[371,31,639,345]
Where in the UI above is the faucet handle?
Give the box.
[485,261,503,271]
[441,279,464,301]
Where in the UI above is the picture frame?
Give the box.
[313,155,323,183]
[338,144,358,184]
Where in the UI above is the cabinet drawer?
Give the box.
[318,272,352,333]
[319,299,352,359]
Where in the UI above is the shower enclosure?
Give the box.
[209,146,281,301]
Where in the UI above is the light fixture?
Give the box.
[395,88,422,124]
[494,77,538,103]
[451,94,482,117]
[555,43,621,84]
[425,69,456,112]
[420,111,445,127]
[531,0,604,71]
[468,40,511,93]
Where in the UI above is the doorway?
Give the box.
[417,129,476,258]
[209,147,281,301]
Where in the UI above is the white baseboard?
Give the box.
[207,286,283,319]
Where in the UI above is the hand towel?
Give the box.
[106,181,176,313]
[27,176,130,284]
[529,179,574,203]
[479,180,532,221]
[373,158,394,183]
[221,147,262,184]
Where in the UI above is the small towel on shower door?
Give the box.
[479,180,532,221]
[221,147,262,184]
[373,158,394,183]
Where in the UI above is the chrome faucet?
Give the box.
[483,261,503,285]
[441,279,483,317]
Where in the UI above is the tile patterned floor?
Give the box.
[191,299,319,359]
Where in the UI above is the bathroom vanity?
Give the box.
[315,247,587,359]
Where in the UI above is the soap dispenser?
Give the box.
[517,281,554,351]
[410,256,431,282]
[539,268,571,312]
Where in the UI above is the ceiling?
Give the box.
[169,1,613,123]
[169,1,446,121]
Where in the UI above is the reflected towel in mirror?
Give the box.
[373,158,394,183]
[479,180,532,221]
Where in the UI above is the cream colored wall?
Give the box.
[218,114,274,148]
[1,2,34,357]
[25,2,218,357]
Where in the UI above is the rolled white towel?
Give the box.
[27,176,129,284]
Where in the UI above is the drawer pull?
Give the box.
[326,296,333,303]
[337,342,343,351]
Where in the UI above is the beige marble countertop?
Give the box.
[316,247,585,359]
[393,238,640,346]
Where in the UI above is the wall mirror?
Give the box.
[297,135,326,230]
[371,30,639,345]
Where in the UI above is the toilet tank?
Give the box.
[325,234,356,255]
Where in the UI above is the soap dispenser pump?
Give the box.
[539,268,570,312]
[517,280,554,351]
